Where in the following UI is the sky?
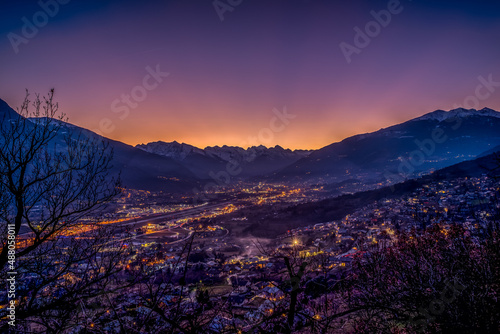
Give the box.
[1,0,500,150]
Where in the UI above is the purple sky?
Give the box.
[1,0,500,149]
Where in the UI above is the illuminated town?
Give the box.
[2,0,500,332]
[4,173,498,332]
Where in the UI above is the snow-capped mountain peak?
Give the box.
[414,107,500,122]
[135,141,313,179]
[136,141,205,160]
[137,142,312,161]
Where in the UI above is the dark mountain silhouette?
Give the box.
[272,107,500,185]
[0,99,199,192]
[136,141,312,179]
[4,97,500,193]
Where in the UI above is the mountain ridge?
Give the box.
[412,107,500,122]
[3,96,500,191]
[136,141,312,179]
[0,99,200,192]
[271,106,500,186]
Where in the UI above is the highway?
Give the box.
[106,201,232,229]
[102,201,232,245]
[17,201,232,240]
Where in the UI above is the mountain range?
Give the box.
[136,141,312,179]
[0,99,199,192]
[2,97,500,193]
[272,107,500,185]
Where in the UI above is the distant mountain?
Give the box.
[136,141,312,179]
[432,147,500,180]
[272,107,500,185]
[413,107,500,122]
[478,144,500,158]
[0,99,19,120]
[0,99,199,192]
[5,96,500,193]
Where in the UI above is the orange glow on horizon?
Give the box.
[68,105,418,151]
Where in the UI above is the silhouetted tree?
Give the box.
[345,223,500,333]
[102,233,238,333]
[0,90,122,332]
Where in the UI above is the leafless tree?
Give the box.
[100,233,239,333]
[247,240,352,334]
[0,90,122,332]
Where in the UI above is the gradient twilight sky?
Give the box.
[1,0,500,149]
